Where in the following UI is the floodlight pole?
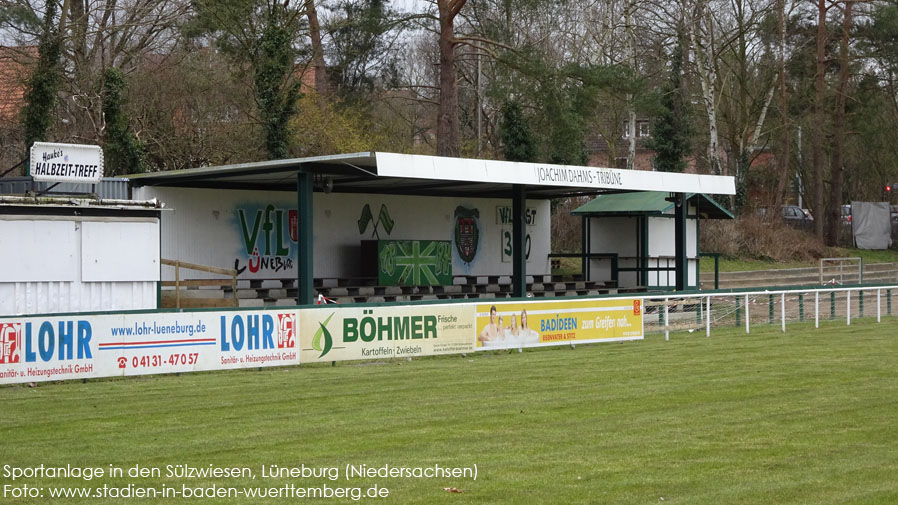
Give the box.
[512,184,527,298]
[297,168,315,305]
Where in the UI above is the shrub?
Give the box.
[701,215,828,262]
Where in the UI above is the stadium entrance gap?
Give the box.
[129,152,735,303]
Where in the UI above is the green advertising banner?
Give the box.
[377,240,452,286]
[300,304,475,363]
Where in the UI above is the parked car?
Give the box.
[782,205,813,229]
[891,205,898,222]
[842,204,851,224]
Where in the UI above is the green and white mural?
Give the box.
[378,240,452,286]
[137,187,550,281]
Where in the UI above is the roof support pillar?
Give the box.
[512,184,527,297]
[674,193,687,291]
[297,169,314,304]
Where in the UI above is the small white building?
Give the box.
[572,192,733,290]
[0,195,162,314]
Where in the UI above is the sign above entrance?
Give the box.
[30,142,104,184]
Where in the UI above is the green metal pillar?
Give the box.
[674,193,687,291]
[297,170,314,305]
[512,184,527,298]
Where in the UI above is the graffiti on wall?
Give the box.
[358,204,394,239]
[453,206,480,264]
[234,204,298,274]
[379,240,452,286]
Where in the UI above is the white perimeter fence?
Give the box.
[643,285,898,340]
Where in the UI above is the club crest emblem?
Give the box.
[453,206,480,263]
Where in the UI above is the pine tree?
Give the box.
[499,100,537,162]
[647,32,691,173]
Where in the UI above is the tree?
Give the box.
[436,0,466,157]
[305,0,329,98]
[825,1,854,246]
[188,0,305,160]
[498,99,537,162]
[101,67,146,175]
[254,5,302,159]
[647,30,691,173]
[21,0,61,152]
[812,0,829,240]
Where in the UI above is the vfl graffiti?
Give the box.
[235,205,298,274]
[358,204,394,239]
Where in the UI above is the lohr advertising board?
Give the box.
[0,311,298,384]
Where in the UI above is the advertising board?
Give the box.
[300,304,475,364]
[30,142,104,184]
[475,298,644,349]
[0,311,298,385]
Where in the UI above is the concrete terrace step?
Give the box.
[701,262,898,289]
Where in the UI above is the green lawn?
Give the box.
[700,248,898,273]
[2,319,898,504]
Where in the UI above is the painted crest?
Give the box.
[453,206,480,263]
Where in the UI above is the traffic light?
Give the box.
[886,184,893,201]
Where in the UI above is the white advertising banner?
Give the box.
[0,310,298,385]
[29,142,104,184]
[299,304,476,364]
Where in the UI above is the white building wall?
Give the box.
[646,204,699,288]
[586,202,700,289]
[587,216,640,287]
[0,217,159,315]
[134,187,551,280]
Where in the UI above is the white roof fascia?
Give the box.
[374,152,736,195]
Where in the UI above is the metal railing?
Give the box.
[819,257,863,285]
[643,284,898,340]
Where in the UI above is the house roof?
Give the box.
[571,191,734,219]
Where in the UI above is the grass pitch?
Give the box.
[2,319,898,504]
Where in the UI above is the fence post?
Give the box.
[768,294,774,324]
[815,291,819,329]
[877,289,881,323]
[706,296,711,337]
[735,303,741,327]
[781,292,786,333]
[889,289,893,316]
[232,271,239,308]
[847,290,851,326]
[830,292,836,319]
[859,291,864,317]
[745,294,750,334]
[798,293,804,322]
[175,261,181,309]
[664,301,669,341]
